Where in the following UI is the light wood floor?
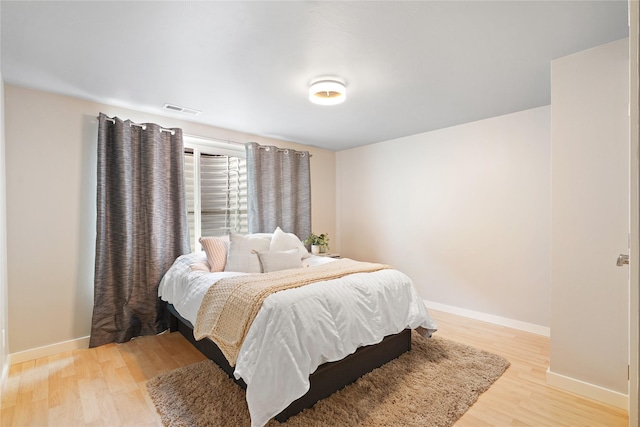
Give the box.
[0,309,629,426]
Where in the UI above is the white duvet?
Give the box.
[158,252,437,427]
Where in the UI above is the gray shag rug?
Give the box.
[147,332,509,427]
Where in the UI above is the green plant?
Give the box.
[304,232,330,248]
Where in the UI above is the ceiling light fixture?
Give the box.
[309,78,346,105]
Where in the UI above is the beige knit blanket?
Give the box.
[193,259,392,366]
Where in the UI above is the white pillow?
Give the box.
[270,226,310,259]
[251,232,274,240]
[255,249,303,273]
[224,233,271,273]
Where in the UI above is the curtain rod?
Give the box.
[103,116,176,135]
[102,118,312,157]
[254,145,310,157]
[184,133,245,147]
[186,134,312,157]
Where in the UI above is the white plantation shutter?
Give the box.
[184,142,248,252]
[200,154,247,236]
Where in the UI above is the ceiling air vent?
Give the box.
[162,103,201,115]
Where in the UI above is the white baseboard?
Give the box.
[423,300,550,337]
[10,336,90,365]
[423,300,628,409]
[547,368,629,410]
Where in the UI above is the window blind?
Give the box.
[185,149,248,250]
[200,153,248,236]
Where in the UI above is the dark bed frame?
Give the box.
[167,304,411,422]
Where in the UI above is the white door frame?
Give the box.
[630,1,639,426]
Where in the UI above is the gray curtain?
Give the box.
[89,113,190,348]
[246,142,311,239]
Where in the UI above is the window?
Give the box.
[184,137,248,251]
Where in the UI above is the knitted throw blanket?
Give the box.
[193,259,392,366]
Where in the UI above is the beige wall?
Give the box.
[336,106,551,327]
[4,84,336,354]
[550,39,629,397]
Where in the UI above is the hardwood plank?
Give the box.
[77,377,106,426]
[0,310,628,426]
[431,309,629,427]
[0,404,15,427]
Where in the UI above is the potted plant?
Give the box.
[304,233,330,255]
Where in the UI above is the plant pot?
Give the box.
[311,245,320,255]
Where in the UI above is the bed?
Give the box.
[158,231,437,427]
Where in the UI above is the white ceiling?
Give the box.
[0,1,629,151]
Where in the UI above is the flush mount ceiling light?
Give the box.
[309,78,346,105]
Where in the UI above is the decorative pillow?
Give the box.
[270,226,310,259]
[224,233,271,273]
[189,262,211,272]
[199,235,230,272]
[255,249,303,273]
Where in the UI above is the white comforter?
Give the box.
[158,252,437,427]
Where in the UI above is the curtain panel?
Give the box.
[89,113,190,348]
[245,142,311,239]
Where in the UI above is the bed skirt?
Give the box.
[167,304,411,422]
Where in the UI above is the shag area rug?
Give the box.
[147,333,509,427]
